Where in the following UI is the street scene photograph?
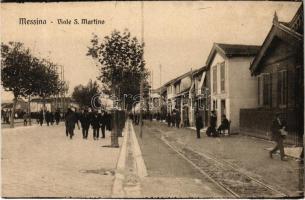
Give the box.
[1,1,304,198]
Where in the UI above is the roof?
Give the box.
[250,7,303,75]
[192,66,207,77]
[156,66,207,93]
[173,70,193,85]
[206,43,261,68]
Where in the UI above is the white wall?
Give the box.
[228,57,257,131]
[210,53,228,126]
[209,53,257,132]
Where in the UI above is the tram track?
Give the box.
[160,134,288,198]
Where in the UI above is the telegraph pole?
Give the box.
[139,0,144,138]
[60,66,63,114]
[159,64,162,109]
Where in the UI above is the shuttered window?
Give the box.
[213,66,217,94]
[220,62,225,92]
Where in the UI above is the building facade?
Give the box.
[206,43,260,132]
[241,7,303,144]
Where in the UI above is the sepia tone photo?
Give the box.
[1,1,304,198]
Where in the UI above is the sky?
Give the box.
[1,1,301,102]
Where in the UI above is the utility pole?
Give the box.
[60,66,63,115]
[159,64,162,110]
[139,0,144,138]
[63,65,66,113]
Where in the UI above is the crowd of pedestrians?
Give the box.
[64,108,112,140]
[4,107,113,140]
[1,109,12,124]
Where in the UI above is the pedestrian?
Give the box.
[167,113,171,127]
[50,112,55,125]
[23,111,28,126]
[55,109,60,125]
[106,111,112,131]
[175,110,181,128]
[1,109,5,123]
[270,112,287,161]
[100,110,107,138]
[4,109,10,124]
[79,109,90,139]
[195,111,203,138]
[217,114,230,136]
[39,110,44,126]
[65,108,79,139]
[90,111,100,140]
[45,110,51,126]
[207,110,217,137]
[171,110,176,127]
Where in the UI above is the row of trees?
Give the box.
[1,42,67,128]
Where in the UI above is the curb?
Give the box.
[130,121,148,178]
[111,121,129,198]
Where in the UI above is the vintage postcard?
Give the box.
[1,1,304,198]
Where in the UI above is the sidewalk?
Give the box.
[2,124,123,198]
[144,120,303,197]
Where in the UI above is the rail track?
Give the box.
[161,134,288,198]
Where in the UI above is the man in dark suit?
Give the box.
[55,109,60,125]
[90,111,100,140]
[45,110,51,126]
[39,110,44,126]
[270,112,286,161]
[79,109,90,139]
[100,110,107,138]
[195,111,203,139]
[167,113,171,127]
[65,108,79,139]
[209,110,217,137]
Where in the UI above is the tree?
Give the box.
[1,42,37,127]
[31,59,62,107]
[1,42,63,127]
[72,79,100,108]
[87,30,149,110]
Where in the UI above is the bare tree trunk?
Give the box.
[111,85,119,147]
[42,97,46,123]
[10,97,17,128]
[28,95,32,126]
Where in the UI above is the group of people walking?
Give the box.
[64,108,112,140]
[1,109,12,124]
[36,110,61,126]
[166,109,181,128]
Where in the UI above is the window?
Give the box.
[263,73,272,106]
[213,66,217,94]
[278,70,288,106]
[220,62,225,92]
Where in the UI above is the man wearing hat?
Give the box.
[270,112,287,161]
